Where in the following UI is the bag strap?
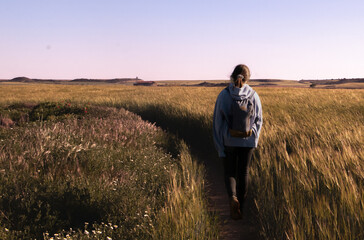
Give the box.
[247,90,256,100]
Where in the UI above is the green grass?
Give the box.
[0,102,218,239]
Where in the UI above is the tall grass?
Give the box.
[0,84,363,239]
[0,102,218,239]
[153,141,218,239]
[252,89,364,239]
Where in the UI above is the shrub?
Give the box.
[29,101,86,121]
[0,104,177,239]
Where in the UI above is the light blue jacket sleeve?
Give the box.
[251,93,263,142]
[213,91,228,158]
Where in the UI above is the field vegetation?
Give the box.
[0,99,218,239]
[0,84,363,239]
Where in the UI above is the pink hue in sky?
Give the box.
[1,0,364,80]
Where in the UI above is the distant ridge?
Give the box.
[9,77,34,82]
[5,77,141,84]
[251,79,285,82]
[299,78,364,84]
[1,77,363,89]
[71,78,138,83]
[191,81,227,87]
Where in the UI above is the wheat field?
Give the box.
[0,84,363,239]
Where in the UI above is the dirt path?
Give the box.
[128,107,261,239]
[203,154,261,240]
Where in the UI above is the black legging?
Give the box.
[223,146,254,210]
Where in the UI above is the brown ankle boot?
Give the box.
[230,196,242,220]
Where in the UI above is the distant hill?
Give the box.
[9,77,35,82]
[1,77,363,89]
[251,79,284,82]
[299,78,364,89]
[3,77,141,85]
[299,78,364,85]
[190,81,227,87]
[71,78,138,84]
[159,78,364,89]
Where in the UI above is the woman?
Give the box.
[213,64,263,220]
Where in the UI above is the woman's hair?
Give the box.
[230,64,251,88]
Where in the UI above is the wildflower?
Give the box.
[84,230,89,235]
[96,230,102,234]
[107,237,112,240]
[113,225,118,229]
[5,228,9,232]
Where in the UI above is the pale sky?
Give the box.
[1,0,364,80]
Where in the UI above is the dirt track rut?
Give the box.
[203,154,261,240]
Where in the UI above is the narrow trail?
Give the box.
[126,105,262,239]
[197,149,261,240]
